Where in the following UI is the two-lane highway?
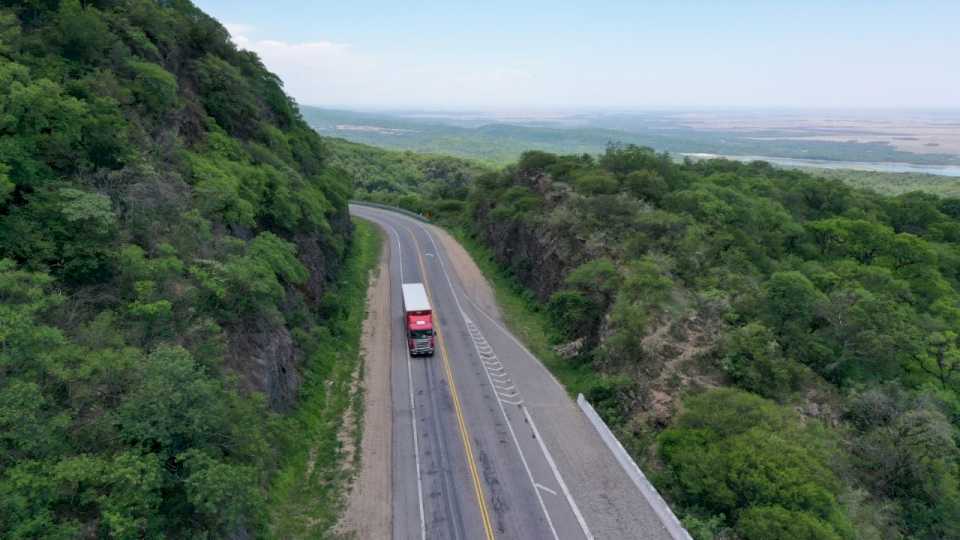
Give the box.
[352,204,674,540]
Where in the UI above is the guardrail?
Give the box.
[349,200,432,223]
[577,394,693,540]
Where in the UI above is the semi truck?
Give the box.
[401,283,435,356]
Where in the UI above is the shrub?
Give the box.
[658,389,853,539]
[129,60,178,116]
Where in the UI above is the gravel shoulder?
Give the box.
[426,223,501,320]
[336,239,392,538]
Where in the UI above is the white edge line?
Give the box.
[359,211,427,540]
[522,406,595,540]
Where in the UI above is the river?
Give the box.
[680,153,960,177]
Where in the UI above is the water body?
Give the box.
[681,153,960,177]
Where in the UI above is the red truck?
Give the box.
[402,283,435,356]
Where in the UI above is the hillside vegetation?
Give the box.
[327,136,489,216]
[0,0,365,537]
[374,145,960,539]
[797,167,960,198]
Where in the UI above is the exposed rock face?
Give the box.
[226,320,300,411]
[554,338,585,359]
[225,205,353,411]
[473,202,587,302]
[294,212,352,305]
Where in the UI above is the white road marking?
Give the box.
[363,214,427,540]
[413,222,562,540]
[536,483,559,496]
[523,405,594,540]
[416,220,594,540]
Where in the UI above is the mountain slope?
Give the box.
[0,1,356,536]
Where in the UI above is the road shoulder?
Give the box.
[427,223,502,321]
[336,233,393,538]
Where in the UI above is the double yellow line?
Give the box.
[408,227,496,540]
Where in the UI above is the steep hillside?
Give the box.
[380,146,960,539]
[0,0,357,536]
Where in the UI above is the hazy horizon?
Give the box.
[302,104,960,114]
[196,0,959,111]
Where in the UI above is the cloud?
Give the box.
[223,22,255,38]
[223,22,541,108]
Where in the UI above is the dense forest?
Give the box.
[796,167,960,198]
[371,145,960,539]
[0,0,366,537]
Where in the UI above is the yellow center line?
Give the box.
[408,226,496,540]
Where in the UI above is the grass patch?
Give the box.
[267,219,383,538]
[446,226,619,398]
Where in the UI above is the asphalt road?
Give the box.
[351,205,674,540]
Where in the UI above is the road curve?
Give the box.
[351,204,674,540]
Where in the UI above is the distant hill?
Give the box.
[303,106,960,167]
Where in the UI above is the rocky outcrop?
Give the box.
[226,319,301,411]
[295,207,354,305]
[226,205,353,411]
[473,201,588,302]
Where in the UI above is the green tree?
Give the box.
[762,271,826,367]
[808,218,894,264]
[55,0,111,63]
[0,162,12,205]
[0,10,20,58]
[624,169,669,202]
[573,169,618,195]
[128,60,178,116]
[548,258,620,341]
[659,389,853,539]
[913,331,960,391]
[722,323,805,400]
[737,506,843,540]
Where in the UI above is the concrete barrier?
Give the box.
[577,394,692,540]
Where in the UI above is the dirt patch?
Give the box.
[428,224,502,320]
[335,242,392,539]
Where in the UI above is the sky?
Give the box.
[194,0,960,110]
